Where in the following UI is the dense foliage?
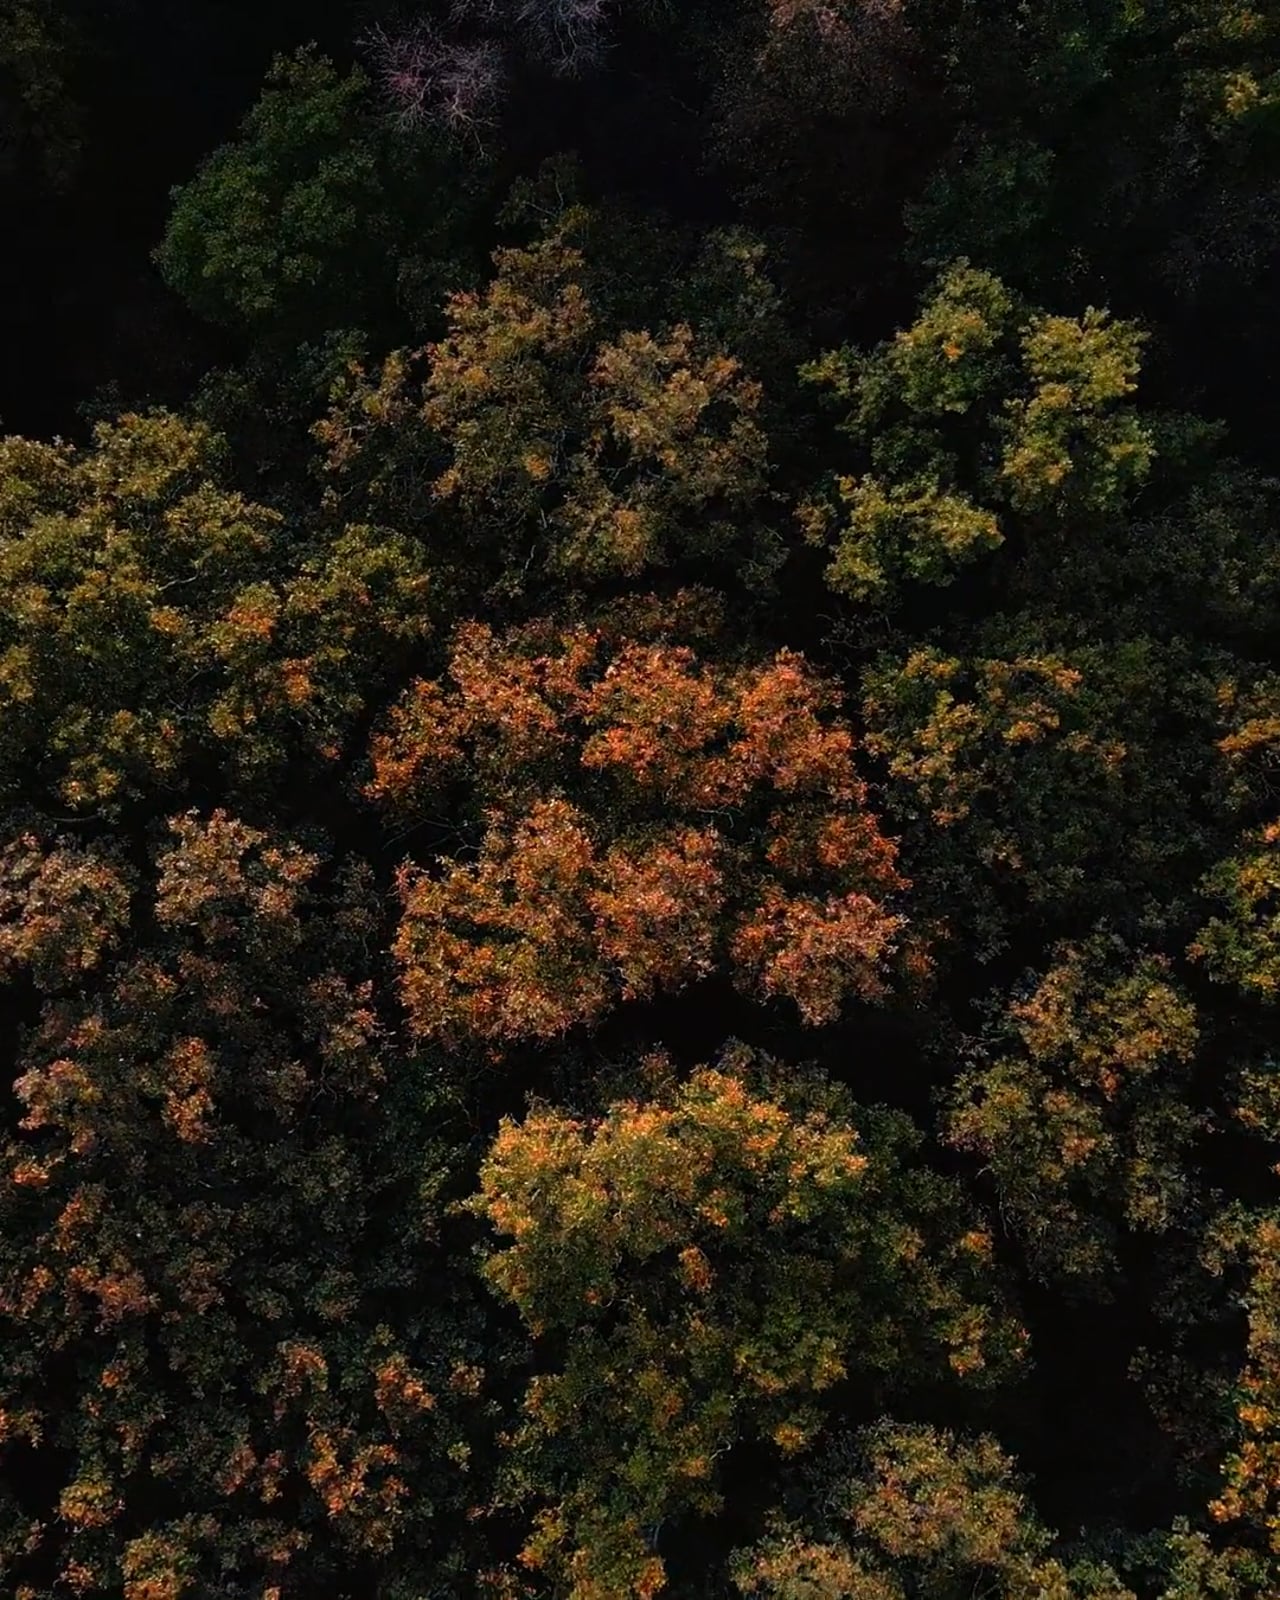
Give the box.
[4,2,1280,1597]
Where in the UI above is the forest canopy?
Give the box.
[4,2,1280,1598]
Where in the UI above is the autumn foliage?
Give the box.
[6,11,1280,1599]
[371,611,907,1042]
[0,811,482,1598]
[472,1047,1022,1597]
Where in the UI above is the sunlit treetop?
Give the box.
[368,601,913,1043]
[471,1045,1025,1598]
[798,263,1155,607]
[316,206,788,602]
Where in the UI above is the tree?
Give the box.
[947,938,1202,1283]
[904,0,1280,319]
[157,47,489,346]
[8,11,1280,1595]
[1191,822,1280,1002]
[731,1422,1133,1598]
[799,258,1280,649]
[0,0,81,188]
[470,1045,1024,1597]
[707,0,928,320]
[368,601,911,1045]
[798,263,1154,610]
[0,810,489,1599]
[859,628,1222,956]
[315,203,789,605]
[0,410,432,813]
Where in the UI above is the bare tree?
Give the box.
[451,0,616,76]
[364,0,629,134]
[363,20,506,133]
[515,0,614,76]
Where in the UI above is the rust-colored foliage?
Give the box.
[1204,1207,1280,1561]
[1191,820,1280,1000]
[372,607,907,1042]
[10,51,1280,1600]
[0,832,133,988]
[0,811,480,1598]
